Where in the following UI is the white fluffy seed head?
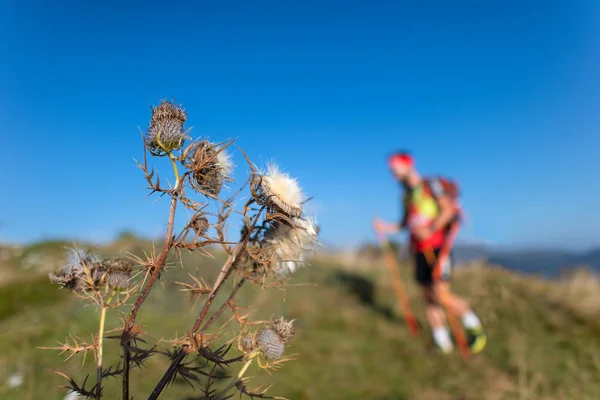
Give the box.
[65,247,100,274]
[216,149,234,178]
[275,260,299,277]
[262,162,305,209]
[264,217,319,277]
[271,217,318,249]
[292,217,319,250]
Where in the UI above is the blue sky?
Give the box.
[1,0,599,251]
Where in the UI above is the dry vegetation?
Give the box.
[9,99,321,400]
[2,238,600,399]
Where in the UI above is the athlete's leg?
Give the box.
[421,284,447,326]
[415,251,453,353]
[433,281,469,315]
[432,251,487,354]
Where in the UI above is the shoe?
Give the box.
[433,340,453,355]
[466,326,487,355]
[427,338,453,356]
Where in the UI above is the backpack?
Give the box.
[423,176,460,202]
[422,176,463,224]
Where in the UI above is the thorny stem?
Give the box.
[147,279,246,400]
[167,151,181,189]
[201,278,246,332]
[148,207,264,400]
[215,356,255,400]
[123,151,181,400]
[122,350,130,400]
[96,305,107,398]
[192,206,265,333]
[147,350,188,400]
[148,247,249,399]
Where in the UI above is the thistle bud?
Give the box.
[104,259,133,290]
[242,335,254,352]
[255,317,295,361]
[145,100,189,156]
[107,271,130,290]
[191,214,210,236]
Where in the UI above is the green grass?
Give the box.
[1,241,600,399]
[0,276,68,321]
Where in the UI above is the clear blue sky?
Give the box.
[1,0,599,251]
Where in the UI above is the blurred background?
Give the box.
[1,0,599,399]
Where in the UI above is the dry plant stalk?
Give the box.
[43,99,320,400]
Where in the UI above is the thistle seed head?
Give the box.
[255,317,295,361]
[216,148,234,178]
[263,217,319,277]
[145,99,189,156]
[252,162,305,219]
[184,140,233,196]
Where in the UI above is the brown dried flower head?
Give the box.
[48,248,133,293]
[252,163,305,219]
[183,140,233,196]
[190,214,210,236]
[145,99,189,156]
[271,316,296,343]
[48,248,101,292]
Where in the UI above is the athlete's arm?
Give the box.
[374,191,410,235]
[398,207,408,231]
[373,217,401,234]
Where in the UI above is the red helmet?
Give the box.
[388,152,414,170]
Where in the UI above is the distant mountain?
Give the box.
[577,249,600,268]
[451,244,488,264]
[330,240,600,279]
[452,244,600,278]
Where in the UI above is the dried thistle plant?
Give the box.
[45,248,136,399]
[44,98,320,400]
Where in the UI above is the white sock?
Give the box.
[461,310,481,330]
[433,327,453,352]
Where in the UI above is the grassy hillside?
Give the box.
[1,240,599,399]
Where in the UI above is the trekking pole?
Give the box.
[375,231,420,336]
[424,219,470,360]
